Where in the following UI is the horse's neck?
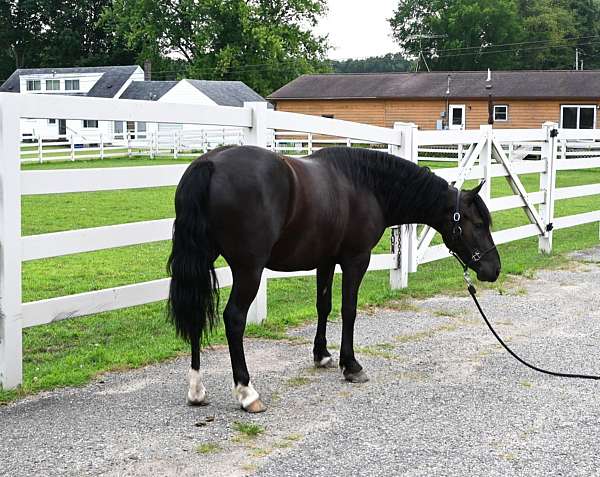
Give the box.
[383,170,449,228]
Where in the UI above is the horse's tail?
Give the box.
[167,160,219,344]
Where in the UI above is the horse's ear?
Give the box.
[469,180,486,197]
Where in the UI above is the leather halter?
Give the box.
[450,188,496,273]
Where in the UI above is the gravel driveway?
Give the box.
[3,249,600,477]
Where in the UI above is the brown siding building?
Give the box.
[268,71,600,131]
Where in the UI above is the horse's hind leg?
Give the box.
[187,333,207,405]
[225,266,266,413]
[339,253,370,383]
[313,262,336,368]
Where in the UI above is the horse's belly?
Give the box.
[266,235,336,271]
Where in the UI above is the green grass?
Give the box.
[197,442,222,454]
[233,421,265,438]
[1,156,600,403]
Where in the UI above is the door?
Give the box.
[127,121,136,139]
[449,104,466,130]
[58,119,66,136]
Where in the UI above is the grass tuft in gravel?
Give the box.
[233,421,265,438]
[196,442,221,454]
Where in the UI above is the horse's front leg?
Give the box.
[224,266,267,413]
[313,262,336,368]
[339,253,370,383]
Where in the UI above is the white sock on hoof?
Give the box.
[187,368,206,404]
[233,381,260,408]
[317,356,332,366]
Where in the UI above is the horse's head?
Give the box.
[439,182,501,282]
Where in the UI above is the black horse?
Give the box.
[168,145,500,412]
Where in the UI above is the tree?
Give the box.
[103,0,330,96]
[564,0,600,69]
[516,0,577,69]
[0,0,47,71]
[331,53,413,73]
[389,0,590,71]
[390,0,523,71]
[0,0,139,80]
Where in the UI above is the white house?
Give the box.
[0,65,145,138]
[0,66,271,141]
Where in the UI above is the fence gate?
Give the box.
[393,123,559,286]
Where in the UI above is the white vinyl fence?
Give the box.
[2,93,600,390]
[20,128,245,163]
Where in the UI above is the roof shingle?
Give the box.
[186,80,271,107]
[268,70,600,100]
[119,81,178,100]
[0,65,141,97]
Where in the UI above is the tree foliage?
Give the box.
[0,0,138,80]
[330,53,413,73]
[102,0,331,95]
[390,0,600,71]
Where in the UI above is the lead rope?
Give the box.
[457,257,600,380]
[450,185,600,380]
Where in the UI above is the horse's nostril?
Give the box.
[495,267,501,278]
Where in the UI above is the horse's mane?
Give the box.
[473,193,493,227]
[309,147,449,222]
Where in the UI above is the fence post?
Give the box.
[70,134,75,161]
[243,102,269,323]
[37,135,43,164]
[173,131,178,159]
[308,133,313,155]
[99,133,104,160]
[0,96,23,389]
[539,122,558,254]
[149,132,155,159]
[479,124,492,201]
[389,122,418,289]
[127,132,132,158]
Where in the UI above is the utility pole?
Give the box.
[407,33,446,72]
[486,69,494,125]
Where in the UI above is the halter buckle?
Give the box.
[471,250,482,262]
[453,212,461,222]
[463,271,473,287]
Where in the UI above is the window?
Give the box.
[48,119,56,124]
[46,79,60,91]
[561,105,596,129]
[65,79,80,91]
[26,80,41,91]
[114,121,124,134]
[136,122,147,133]
[321,114,334,119]
[493,105,508,122]
[83,120,98,128]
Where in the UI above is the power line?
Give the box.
[433,38,600,59]
[413,33,600,54]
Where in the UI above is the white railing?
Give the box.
[20,128,246,163]
[2,93,600,390]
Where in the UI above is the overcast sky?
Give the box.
[316,0,400,60]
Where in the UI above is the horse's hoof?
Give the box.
[244,399,267,413]
[344,369,369,383]
[314,356,335,368]
[187,397,210,407]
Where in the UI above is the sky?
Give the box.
[316,0,400,60]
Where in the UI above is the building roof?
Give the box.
[268,70,600,101]
[0,65,141,97]
[120,81,178,100]
[186,79,272,107]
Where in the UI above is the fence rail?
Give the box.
[2,92,600,389]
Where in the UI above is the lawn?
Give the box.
[2,155,599,403]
